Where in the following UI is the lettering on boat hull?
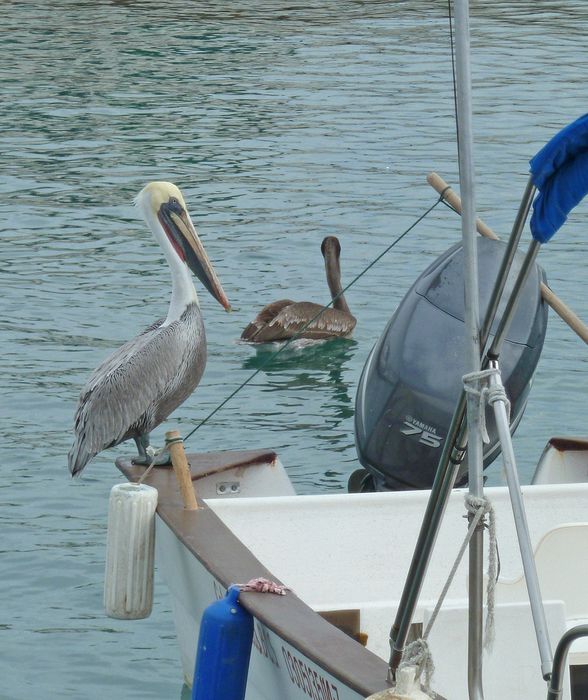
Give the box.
[253,621,280,668]
[282,646,341,700]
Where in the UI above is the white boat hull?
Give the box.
[118,443,588,700]
[157,517,367,700]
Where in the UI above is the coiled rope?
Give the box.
[463,367,511,444]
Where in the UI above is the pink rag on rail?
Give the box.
[236,577,290,596]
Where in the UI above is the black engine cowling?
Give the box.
[353,237,548,491]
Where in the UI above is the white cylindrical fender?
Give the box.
[104,482,158,620]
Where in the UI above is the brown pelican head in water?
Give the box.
[68,182,230,476]
[241,235,356,343]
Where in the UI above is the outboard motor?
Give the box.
[353,237,548,492]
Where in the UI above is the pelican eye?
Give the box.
[167,196,183,214]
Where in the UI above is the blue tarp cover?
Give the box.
[529,113,588,243]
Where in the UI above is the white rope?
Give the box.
[466,495,498,650]
[137,444,169,485]
[399,494,497,693]
[400,639,437,697]
[460,366,501,648]
[462,367,510,444]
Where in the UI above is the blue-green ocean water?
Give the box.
[1,1,587,697]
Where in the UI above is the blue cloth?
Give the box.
[529,113,588,243]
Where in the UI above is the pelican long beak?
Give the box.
[161,205,231,311]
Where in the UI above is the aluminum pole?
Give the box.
[488,360,553,678]
[388,396,467,678]
[388,180,537,679]
[453,2,485,698]
[488,239,541,359]
[388,16,539,684]
[480,177,536,347]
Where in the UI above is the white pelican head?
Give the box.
[135,181,230,312]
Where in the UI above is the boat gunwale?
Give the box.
[548,436,588,452]
[115,449,395,698]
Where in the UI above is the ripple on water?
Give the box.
[1,1,588,698]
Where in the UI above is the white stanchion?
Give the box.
[104,482,158,620]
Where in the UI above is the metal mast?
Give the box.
[453,1,485,698]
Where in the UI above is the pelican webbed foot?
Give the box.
[132,434,172,467]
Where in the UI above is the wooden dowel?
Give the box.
[166,430,198,510]
[539,284,588,345]
[427,171,588,346]
[428,171,499,240]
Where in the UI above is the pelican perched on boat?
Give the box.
[68,182,230,476]
[241,236,356,343]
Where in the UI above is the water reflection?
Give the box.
[242,337,356,420]
[242,336,356,373]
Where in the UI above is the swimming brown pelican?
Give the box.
[68,182,230,476]
[240,236,356,343]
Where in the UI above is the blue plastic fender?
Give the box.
[192,585,254,700]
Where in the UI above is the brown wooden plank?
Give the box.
[116,447,278,483]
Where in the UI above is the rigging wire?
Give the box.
[181,195,445,446]
[447,0,461,164]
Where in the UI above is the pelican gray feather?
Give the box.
[68,182,230,476]
[241,236,356,342]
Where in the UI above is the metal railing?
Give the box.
[546,625,588,700]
